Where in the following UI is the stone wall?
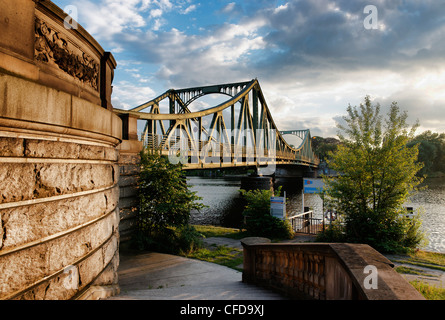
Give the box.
[117,114,143,245]
[241,239,425,300]
[0,0,121,300]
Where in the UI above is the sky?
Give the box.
[52,0,445,138]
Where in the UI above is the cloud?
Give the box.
[111,80,156,109]
[60,0,445,137]
[182,4,197,15]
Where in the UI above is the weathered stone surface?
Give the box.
[0,197,118,299]
[118,174,139,188]
[118,153,141,165]
[0,217,3,249]
[0,187,118,249]
[0,163,35,203]
[0,137,24,157]
[240,237,271,246]
[0,162,118,204]
[93,252,120,286]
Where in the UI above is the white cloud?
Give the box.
[182,4,197,15]
[150,8,163,18]
[112,81,156,109]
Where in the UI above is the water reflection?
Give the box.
[187,176,445,253]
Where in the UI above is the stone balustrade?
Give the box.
[241,238,425,300]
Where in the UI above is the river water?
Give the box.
[187,176,445,253]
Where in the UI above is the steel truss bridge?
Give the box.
[114,79,319,172]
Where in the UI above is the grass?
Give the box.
[409,280,445,300]
[185,244,244,272]
[391,250,445,272]
[192,225,247,239]
[180,225,246,271]
[390,250,445,300]
[394,266,434,277]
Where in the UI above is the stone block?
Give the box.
[0,74,72,127]
[0,243,49,298]
[0,163,35,203]
[25,139,81,159]
[118,174,139,187]
[77,249,104,292]
[104,147,119,161]
[0,0,35,59]
[24,139,112,160]
[93,252,120,287]
[36,163,114,197]
[0,137,24,157]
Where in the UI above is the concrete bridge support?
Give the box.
[0,0,121,300]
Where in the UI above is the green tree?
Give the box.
[408,131,445,177]
[134,150,205,254]
[321,96,425,253]
[312,136,341,161]
[240,187,293,239]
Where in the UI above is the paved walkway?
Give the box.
[107,233,318,300]
[107,250,285,300]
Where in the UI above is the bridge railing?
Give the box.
[288,211,326,234]
[143,133,317,164]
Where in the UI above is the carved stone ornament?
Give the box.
[34,18,99,90]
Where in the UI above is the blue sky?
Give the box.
[52,0,445,138]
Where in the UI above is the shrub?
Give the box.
[240,187,293,240]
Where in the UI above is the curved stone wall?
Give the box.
[0,0,121,299]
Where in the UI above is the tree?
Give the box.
[321,96,425,253]
[408,131,445,177]
[134,150,206,254]
[312,136,341,161]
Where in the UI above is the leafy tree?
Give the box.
[321,96,425,253]
[312,136,341,161]
[240,187,293,239]
[134,150,206,254]
[408,131,445,177]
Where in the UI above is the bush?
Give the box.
[316,219,345,242]
[240,187,293,240]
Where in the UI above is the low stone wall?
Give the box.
[241,239,425,300]
[0,0,121,300]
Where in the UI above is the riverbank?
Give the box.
[187,176,445,253]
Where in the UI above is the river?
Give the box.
[187,176,445,253]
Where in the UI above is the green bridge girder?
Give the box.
[114,79,319,170]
